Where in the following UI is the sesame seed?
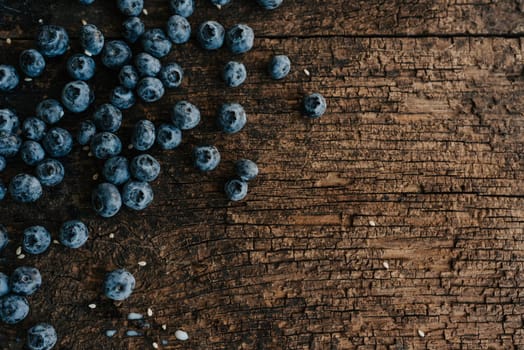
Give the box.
[128,144,133,150]
[175,330,188,341]
[82,145,89,151]
[383,261,389,269]
[369,220,376,227]
[88,152,93,157]
[24,77,33,82]
[109,233,115,239]
[418,329,425,337]
[216,4,222,9]
[81,19,87,26]
[53,240,59,244]
[6,38,12,45]
[17,254,25,259]
[84,50,92,57]
[161,324,167,330]
[38,18,44,24]
[16,246,22,255]
[92,173,99,180]
[138,261,147,267]
[152,343,159,349]
[105,330,117,337]
[142,8,148,15]
[303,68,310,76]
[88,303,97,309]
[147,308,153,316]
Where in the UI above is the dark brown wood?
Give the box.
[1,0,524,349]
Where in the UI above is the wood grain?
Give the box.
[1,0,524,349]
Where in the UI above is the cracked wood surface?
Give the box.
[1,0,524,349]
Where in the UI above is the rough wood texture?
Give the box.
[1,0,524,349]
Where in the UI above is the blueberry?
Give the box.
[156,123,181,150]
[0,273,9,297]
[92,183,122,218]
[217,103,247,134]
[226,24,254,54]
[224,178,248,201]
[136,77,164,103]
[0,180,5,200]
[134,53,161,77]
[80,24,105,56]
[80,0,95,4]
[27,323,57,350]
[269,54,290,80]
[101,40,132,70]
[122,17,145,44]
[122,180,154,210]
[19,49,46,78]
[303,93,326,118]
[9,173,42,203]
[0,156,5,172]
[20,140,45,166]
[77,120,96,145]
[171,101,200,130]
[59,220,88,249]
[90,132,122,159]
[130,154,160,182]
[0,181,6,201]
[0,109,19,134]
[235,159,258,181]
[23,226,51,255]
[0,295,29,324]
[110,86,135,110]
[118,65,140,89]
[42,127,73,158]
[61,80,94,113]
[141,28,172,58]
[102,156,130,185]
[170,0,194,17]
[166,15,191,44]
[210,0,230,7]
[159,62,183,89]
[117,0,144,16]
[197,21,225,50]
[131,120,156,151]
[0,65,19,92]
[67,54,96,81]
[36,99,64,124]
[104,269,135,301]
[36,25,69,57]
[22,117,46,141]
[35,159,65,187]
[193,145,220,171]
[10,266,42,296]
[0,225,7,252]
[0,131,22,158]
[93,104,122,132]
[256,0,283,9]
[222,61,246,87]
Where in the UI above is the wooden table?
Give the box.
[1,0,524,349]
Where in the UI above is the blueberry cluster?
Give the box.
[0,0,327,347]
[0,221,133,348]
[224,159,259,201]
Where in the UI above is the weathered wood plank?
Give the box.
[1,32,524,348]
[3,0,524,39]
